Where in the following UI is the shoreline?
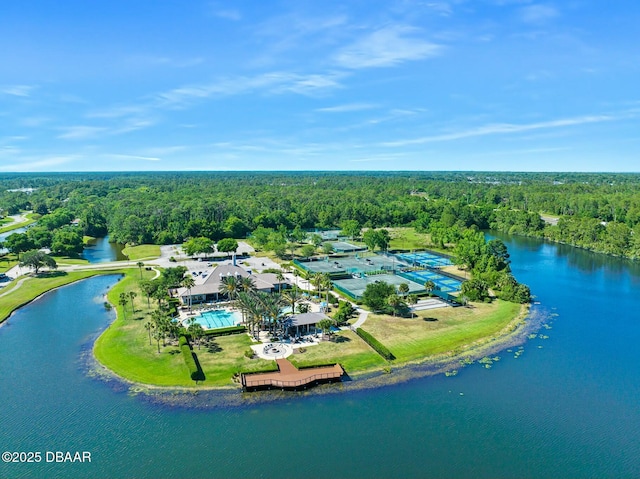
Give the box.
[0,268,128,325]
[1,266,539,405]
[88,302,540,408]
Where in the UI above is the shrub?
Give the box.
[202,325,246,337]
[179,334,205,381]
[356,328,395,361]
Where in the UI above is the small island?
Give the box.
[91,228,530,391]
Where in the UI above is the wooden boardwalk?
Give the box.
[241,358,344,391]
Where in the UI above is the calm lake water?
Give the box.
[1,235,639,479]
[81,236,126,263]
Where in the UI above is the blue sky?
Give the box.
[1,0,639,172]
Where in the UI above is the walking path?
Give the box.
[351,308,369,329]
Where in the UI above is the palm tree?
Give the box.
[320,273,332,305]
[425,280,436,296]
[144,321,154,346]
[182,275,196,313]
[283,286,302,315]
[256,291,285,336]
[245,293,265,339]
[151,309,171,346]
[188,322,204,350]
[239,275,255,293]
[407,294,418,307]
[311,273,324,297]
[317,318,334,340]
[128,291,137,315]
[139,280,157,308]
[118,293,128,320]
[152,287,168,307]
[234,291,254,332]
[137,261,145,280]
[220,275,240,301]
[398,283,410,297]
[275,270,285,293]
[387,294,404,317]
[152,327,163,353]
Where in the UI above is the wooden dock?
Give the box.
[241,358,344,391]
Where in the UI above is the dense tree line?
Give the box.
[1,171,639,259]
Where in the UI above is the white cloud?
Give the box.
[57,126,107,140]
[155,71,344,108]
[520,4,559,24]
[105,154,161,162]
[0,156,76,172]
[334,25,442,69]
[381,113,620,147]
[213,9,241,21]
[316,103,377,113]
[1,85,36,97]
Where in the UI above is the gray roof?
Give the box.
[176,265,290,299]
[287,312,330,327]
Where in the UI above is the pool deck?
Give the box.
[241,358,344,391]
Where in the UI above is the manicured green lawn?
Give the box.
[387,227,431,250]
[121,244,161,260]
[287,330,387,373]
[94,270,276,387]
[0,256,19,274]
[361,300,525,362]
[0,270,120,323]
[52,256,90,265]
[94,276,525,387]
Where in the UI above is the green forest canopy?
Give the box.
[0,171,639,259]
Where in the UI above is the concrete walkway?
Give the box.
[351,307,369,329]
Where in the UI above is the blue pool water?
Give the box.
[191,309,242,329]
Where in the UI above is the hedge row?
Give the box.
[179,334,205,381]
[356,328,395,361]
[202,325,246,337]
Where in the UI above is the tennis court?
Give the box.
[395,252,452,268]
[397,270,462,293]
[330,241,366,253]
[333,274,424,299]
[297,254,398,275]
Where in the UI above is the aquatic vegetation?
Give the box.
[445,370,458,377]
[479,356,500,368]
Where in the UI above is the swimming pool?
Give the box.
[188,309,243,329]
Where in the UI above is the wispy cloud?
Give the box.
[126,55,205,68]
[520,4,559,24]
[57,126,107,140]
[334,25,442,69]
[1,85,36,97]
[316,103,377,113]
[213,9,241,21]
[105,154,161,162]
[0,155,77,172]
[381,113,621,147]
[155,71,344,108]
